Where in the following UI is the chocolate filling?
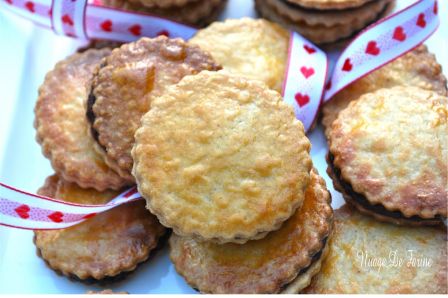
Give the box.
[86,61,108,153]
[328,154,443,224]
[279,236,327,292]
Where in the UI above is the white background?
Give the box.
[0,0,446,294]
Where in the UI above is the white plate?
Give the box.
[0,0,446,294]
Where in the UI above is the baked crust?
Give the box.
[285,0,373,10]
[133,70,312,243]
[169,170,332,293]
[127,0,198,8]
[327,154,443,226]
[322,45,448,136]
[34,49,129,191]
[328,86,447,219]
[304,205,447,294]
[34,175,166,280]
[265,0,391,27]
[189,18,289,92]
[255,0,390,44]
[89,37,221,179]
[100,0,225,26]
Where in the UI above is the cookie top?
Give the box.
[35,49,128,191]
[285,0,373,10]
[133,71,312,243]
[89,36,221,179]
[329,86,447,219]
[322,45,448,135]
[305,205,447,294]
[34,175,166,280]
[189,18,289,92]
[169,170,333,293]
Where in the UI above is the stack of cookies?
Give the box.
[254,0,395,45]
[99,0,228,27]
[131,70,333,293]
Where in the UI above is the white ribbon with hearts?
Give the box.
[0,0,442,229]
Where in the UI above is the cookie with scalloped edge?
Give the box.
[285,0,373,10]
[34,175,166,280]
[304,205,447,294]
[88,36,221,181]
[35,49,130,191]
[169,170,332,293]
[133,70,312,243]
[264,0,392,27]
[328,86,447,223]
[190,18,289,92]
[322,45,448,136]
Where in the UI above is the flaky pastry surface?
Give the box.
[169,170,332,293]
[34,175,166,280]
[35,49,127,191]
[190,18,289,92]
[133,71,311,243]
[304,205,447,294]
[329,86,447,219]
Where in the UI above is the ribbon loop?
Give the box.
[51,0,88,39]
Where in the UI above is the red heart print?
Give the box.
[342,58,353,72]
[325,80,332,90]
[25,1,35,13]
[157,30,170,37]
[303,44,316,54]
[100,20,113,32]
[6,0,13,4]
[129,24,141,36]
[15,204,30,219]
[295,93,310,107]
[300,66,315,79]
[365,41,380,56]
[48,9,52,16]
[83,213,97,219]
[61,14,74,26]
[416,13,426,28]
[434,1,438,14]
[393,26,406,41]
[48,211,64,223]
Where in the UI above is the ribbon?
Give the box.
[0,0,440,229]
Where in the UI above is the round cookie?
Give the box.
[264,0,392,27]
[255,0,391,44]
[132,71,312,243]
[169,170,333,293]
[328,86,447,224]
[304,205,447,294]
[35,49,129,191]
[189,18,289,92]
[34,175,166,280]
[322,45,448,136]
[88,36,221,180]
[285,0,373,10]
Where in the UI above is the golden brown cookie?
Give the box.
[88,37,221,180]
[34,175,166,280]
[35,49,129,191]
[133,71,312,243]
[304,205,447,294]
[328,86,447,224]
[189,18,289,93]
[285,0,373,10]
[169,170,333,293]
[322,45,448,136]
[100,0,226,27]
[264,0,392,27]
